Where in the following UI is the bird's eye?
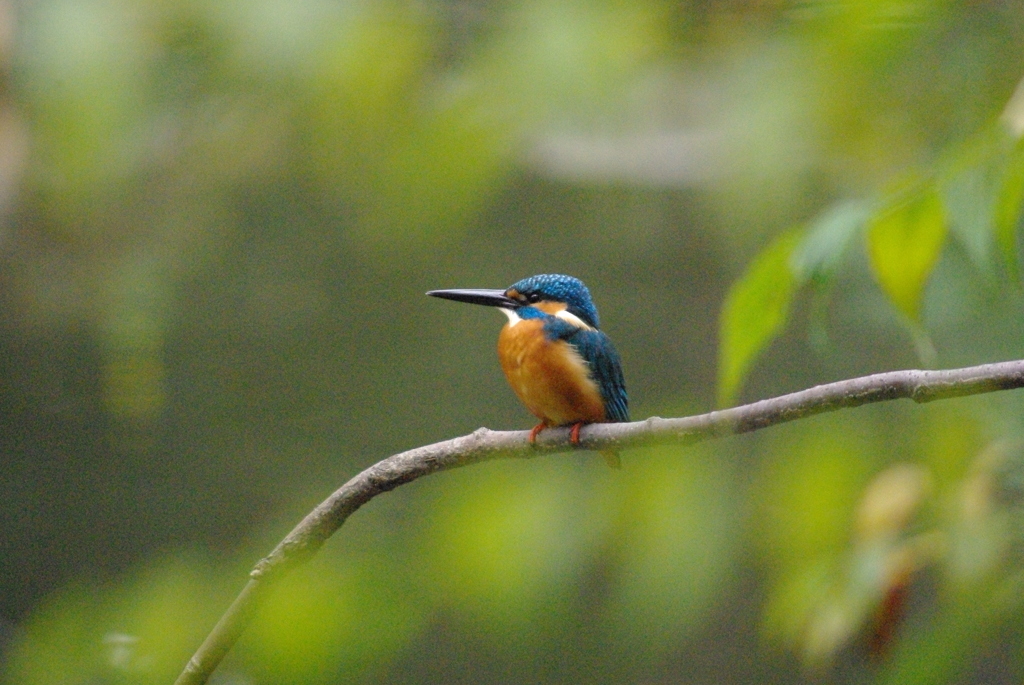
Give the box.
[527,293,541,303]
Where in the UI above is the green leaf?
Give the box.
[937,123,1010,276]
[994,137,1024,280]
[791,200,869,283]
[942,164,996,273]
[866,185,948,322]
[718,230,802,407]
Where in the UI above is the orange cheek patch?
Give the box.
[534,301,567,315]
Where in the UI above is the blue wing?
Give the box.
[543,318,629,423]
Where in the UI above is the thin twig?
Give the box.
[173,359,1024,685]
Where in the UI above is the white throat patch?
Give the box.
[500,308,522,326]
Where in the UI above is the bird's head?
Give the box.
[427,273,601,329]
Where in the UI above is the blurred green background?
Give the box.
[4,0,1024,683]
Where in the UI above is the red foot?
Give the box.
[569,422,585,445]
[529,423,547,444]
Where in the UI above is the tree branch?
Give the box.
[173,359,1024,685]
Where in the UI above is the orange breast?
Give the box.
[497,319,607,427]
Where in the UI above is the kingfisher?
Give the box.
[427,274,629,468]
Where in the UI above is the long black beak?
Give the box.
[426,288,518,309]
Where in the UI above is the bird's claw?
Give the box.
[570,422,584,445]
[529,423,546,444]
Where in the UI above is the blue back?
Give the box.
[542,317,629,422]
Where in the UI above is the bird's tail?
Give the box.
[601,450,622,469]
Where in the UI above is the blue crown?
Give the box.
[507,274,600,329]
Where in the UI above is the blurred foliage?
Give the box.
[718,229,801,406]
[2,555,219,685]
[719,119,1024,400]
[4,0,1024,684]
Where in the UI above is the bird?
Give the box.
[427,273,629,468]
